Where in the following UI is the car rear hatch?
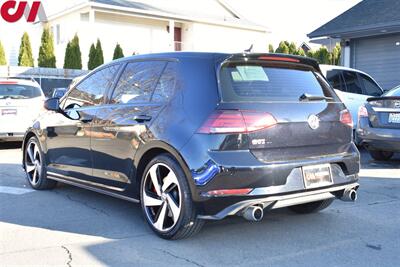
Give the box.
[201,54,353,163]
[364,96,400,129]
[0,82,43,133]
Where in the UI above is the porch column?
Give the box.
[169,20,175,51]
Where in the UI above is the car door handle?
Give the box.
[133,115,152,122]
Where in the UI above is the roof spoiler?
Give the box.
[226,53,321,73]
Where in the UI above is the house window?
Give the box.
[80,12,89,22]
[56,24,61,44]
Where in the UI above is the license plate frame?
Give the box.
[302,164,333,189]
[388,113,400,124]
[1,109,17,116]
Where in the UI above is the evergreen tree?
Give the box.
[64,34,82,69]
[113,43,124,60]
[38,27,56,68]
[295,48,306,56]
[331,43,341,65]
[18,32,34,67]
[275,41,289,54]
[0,41,6,66]
[95,39,104,67]
[288,42,297,55]
[88,43,97,70]
[268,44,274,53]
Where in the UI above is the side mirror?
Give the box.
[44,98,60,112]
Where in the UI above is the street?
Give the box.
[0,142,399,267]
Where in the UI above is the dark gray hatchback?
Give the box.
[22,52,360,239]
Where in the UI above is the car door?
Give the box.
[90,60,176,193]
[45,64,121,182]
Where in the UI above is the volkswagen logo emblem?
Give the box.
[307,114,320,130]
[394,101,400,109]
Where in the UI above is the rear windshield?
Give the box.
[220,63,330,102]
[0,84,42,99]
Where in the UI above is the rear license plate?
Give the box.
[302,164,333,189]
[388,113,400,123]
[1,109,17,116]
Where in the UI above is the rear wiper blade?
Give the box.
[299,93,333,102]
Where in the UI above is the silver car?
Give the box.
[320,65,383,141]
[0,79,45,142]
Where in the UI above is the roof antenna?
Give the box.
[244,44,253,53]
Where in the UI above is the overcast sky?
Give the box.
[228,0,361,47]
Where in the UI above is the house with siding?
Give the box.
[0,0,268,69]
[308,0,400,90]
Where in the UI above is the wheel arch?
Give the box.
[133,141,196,199]
[21,130,38,170]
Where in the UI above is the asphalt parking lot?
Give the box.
[0,142,399,267]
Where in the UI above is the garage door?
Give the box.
[353,34,400,90]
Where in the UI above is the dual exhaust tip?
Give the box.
[242,206,264,222]
[241,188,358,222]
[340,188,358,202]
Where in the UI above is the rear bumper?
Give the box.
[198,182,359,220]
[357,118,400,152]
[180,141,360,217]
[0,132,25,142]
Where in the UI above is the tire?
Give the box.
[140,153,204,240]
[288,198,334,214]
[368,150,394,161]
[24,136,57,190]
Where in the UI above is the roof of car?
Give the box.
[0,78,41,88]
[109,52,320,71]
[319,64,371,76]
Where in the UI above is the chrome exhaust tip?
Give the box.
[340,188,357,202]
[242,206,264,222]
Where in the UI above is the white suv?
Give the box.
[0,79,45,142]
[320,65,383,132]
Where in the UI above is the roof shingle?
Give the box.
[308,0,400,38]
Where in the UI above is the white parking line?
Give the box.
[0,186,34,195]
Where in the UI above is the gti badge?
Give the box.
[394,101,400,108]
[307,114,320,130]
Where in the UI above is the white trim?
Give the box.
[46,1,267,32]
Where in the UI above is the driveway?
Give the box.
[0,142,399,266]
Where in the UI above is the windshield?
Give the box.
[0,84,42,99]
[220,63,333,102]
[384,86,400,97]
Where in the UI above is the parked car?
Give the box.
[0,78,45,142]
[320,65,384,140]
[357,86,400,160]
[22,53,360,239]
[52,88,68,99]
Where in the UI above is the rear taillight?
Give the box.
[198,110,277,134]
[358,106,368,118]
[340,109,353,128]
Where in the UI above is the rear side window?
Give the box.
[220,64,330,102]
[111,61,166,104]
[384,87,400,96]
[326,70,345,91]
[152,62,177,102]
[0,85,41,99]
[359,73,382,97]
[342,71,362,94]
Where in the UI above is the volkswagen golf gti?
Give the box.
[22,52,360,239]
